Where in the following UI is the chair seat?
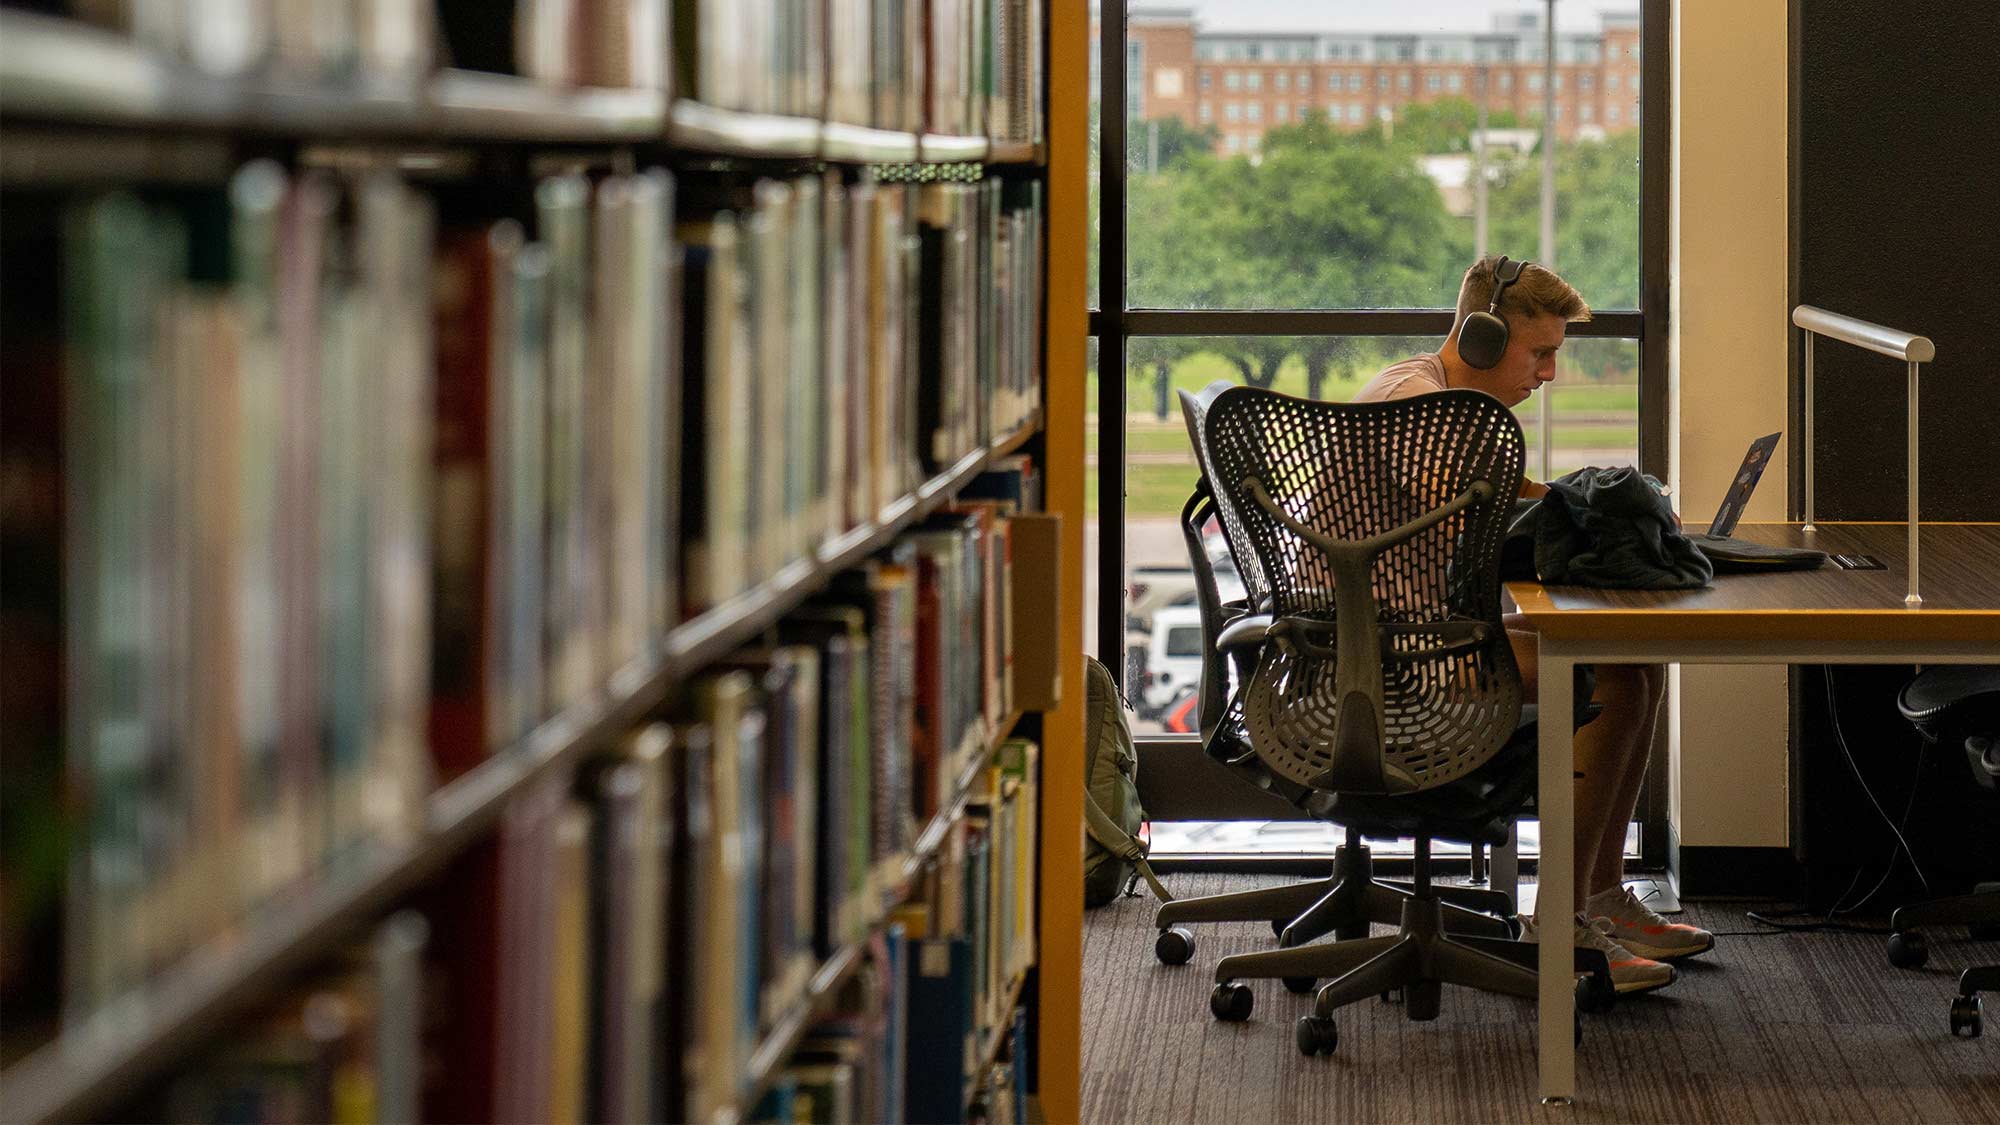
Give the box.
[1898,666,2000,732]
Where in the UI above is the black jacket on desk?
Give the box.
[1527,467,1714,589]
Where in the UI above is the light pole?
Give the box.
[1537,0,1558,481]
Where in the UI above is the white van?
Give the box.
[1139,605,1207,717]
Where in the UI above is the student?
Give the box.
[1354,256,1713,995]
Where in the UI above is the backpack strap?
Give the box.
[1083,788,1174,902]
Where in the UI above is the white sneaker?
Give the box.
[1521,913,1678,995]
[1586,884,1716,962]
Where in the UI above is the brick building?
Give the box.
[1106,7,1641,157]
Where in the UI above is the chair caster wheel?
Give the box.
[1577,970,1618,1014]
[1282,976,1317,994]
[1949,995,1983,1038]
[1156,927,1195,966]
[1887,931,1928,969]
[1380,988,1403,1003]
[1295,1016,1339,1056]
[1210,982,1254,1022]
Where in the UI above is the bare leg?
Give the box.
[1504,618,1662,909]
[1584,664,1665,897]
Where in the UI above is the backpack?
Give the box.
[1083,655,1173,908]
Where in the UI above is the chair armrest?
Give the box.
[1216,613,1274,650]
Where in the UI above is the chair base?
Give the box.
[1154,838,1516,948]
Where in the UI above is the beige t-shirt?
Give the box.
[1352,352,1449,403]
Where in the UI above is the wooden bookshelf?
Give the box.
[0,1,1061,1118]
[0,413,1040,1125]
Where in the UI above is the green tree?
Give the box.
[1376,95,1522,154]
[1127,116,1220,176]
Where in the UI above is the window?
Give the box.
[1198,102,1212,122]
[1581,104,1594,123]
[1606,104,1620,124]
[1246,72,1262,90]
[1398,72,1412,91]
[1528,72,1543,91]
[1552,74,1563,92]
[1199,71,1212,90]
[1298,71,1309,88]
[1275,72,1289,91]
[1093,2,1664,864]
[1155,68,1184,98]
[1426,74,1442,92]
[1607,73,1620,91]
[1225,71,1241,89]
[1579,74,1594,91]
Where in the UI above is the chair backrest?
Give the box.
[1182,380,1526,796]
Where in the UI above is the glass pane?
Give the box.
[1117,2,1643,310]
[1115,334,1639,733]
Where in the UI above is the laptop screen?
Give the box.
[1707,432,1781,538]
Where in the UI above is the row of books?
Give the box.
[35,1,1044,143]
[678,0,1043,141]
[135,911,430,1123]
[53,169,437,1017]
[752,738,1040,1125]
[682,171,1043,611]
[471,505,1047,1125]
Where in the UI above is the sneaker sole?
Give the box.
[1618,934,1714,962]
[1612,966,1678,995]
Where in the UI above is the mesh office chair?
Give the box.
[1884,666,2000,1038]
[1165,381,1609,1055]
[1153,397,1523,969]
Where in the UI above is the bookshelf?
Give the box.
[0,1,1072,1123]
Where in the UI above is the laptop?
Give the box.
[1692,431,1780,542]
[1686,432,1828,570]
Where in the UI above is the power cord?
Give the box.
[1820,665,1932,896]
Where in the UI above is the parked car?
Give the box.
[1138,605,1206,717]
[1162,685,1201,734]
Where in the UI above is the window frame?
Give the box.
[1094,0,1672,861]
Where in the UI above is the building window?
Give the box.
[1350,103,1366,123]
[1398,72,1412,91]
[1500,72,1513,91]
[1606,104,1620,124]
[1247,72,1262,91]
[1275,72,1289,91]
[1579,74,1594,92]
[1297,71,1309,88]
[1224,133,1241,153]
[1426,74,1442,92]
[1299,102,1311,119]
[1248,132,1262,151]
[1247,102,1262,122]
[1225,71,1241,90]
[1224,102,1240,121]
[1274,103,1287,121]
[1154,68,1184,99]
[1199,71,1212,91]
[1348,74,1363,92]
[1552,74,1563,92]
[1327,74,1340,91]
[1528,73,1543,91]
[1606,73,1620,91]
[1447,73,1462,92]
[1198,102,1212,122]
[1580,104,1594,123]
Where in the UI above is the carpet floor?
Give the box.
[1081,873,2000,1124]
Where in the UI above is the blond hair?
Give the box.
[1454,256,1592,326]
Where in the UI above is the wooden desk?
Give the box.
[1505,522,2000,1105]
